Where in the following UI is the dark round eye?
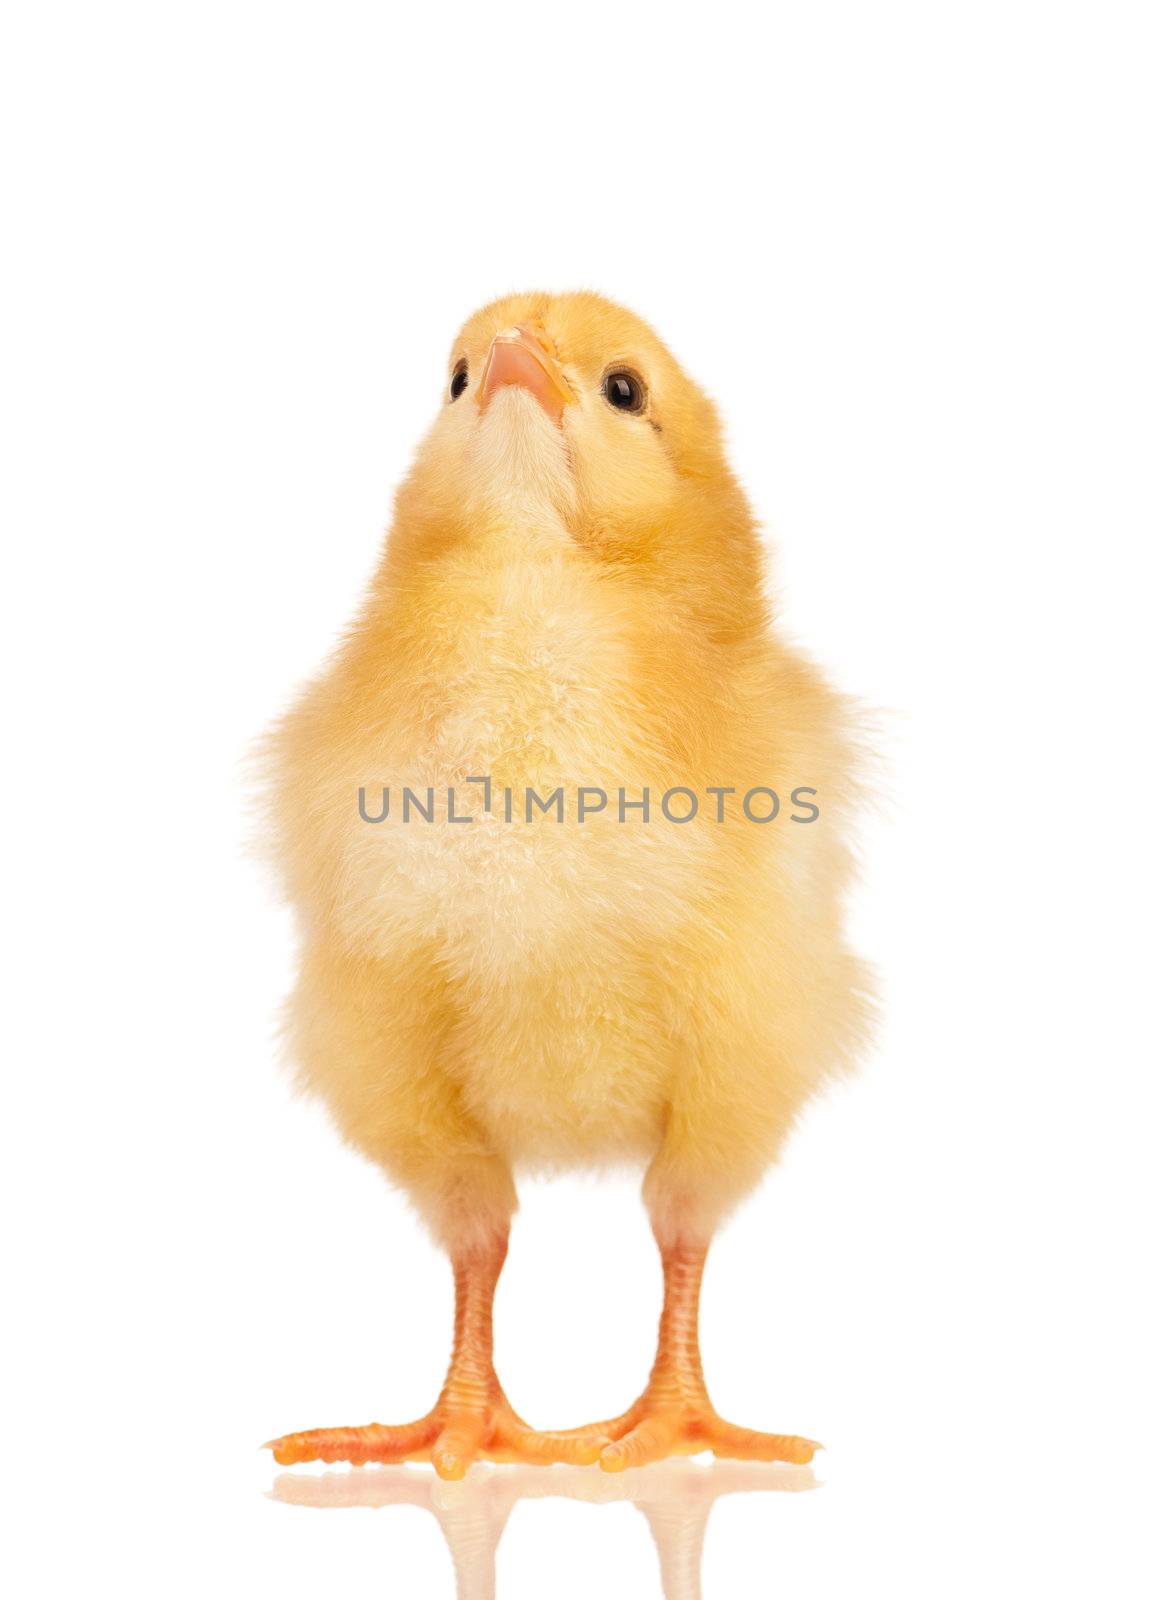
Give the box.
[450,361,469,401]
[603,369,645,413]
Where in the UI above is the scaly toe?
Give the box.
[554,1403,644,1442]
[431,1415,485,1480]
[708,1421,822,1465]
[600,1414,693,1473]
[265,1417,437,1467]
[588,1403,823,1472]
[504,1426,610,1467]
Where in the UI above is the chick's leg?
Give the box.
[268,944,609,1478]
[266,1234,610,1480]
[568,1233,820,1473]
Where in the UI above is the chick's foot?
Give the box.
[265,1235,609,1480]
[266,1387,608,1480]
[569,1398,820,1472]
[564,1237,821,1472]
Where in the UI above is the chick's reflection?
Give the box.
[271,1457,815,1599]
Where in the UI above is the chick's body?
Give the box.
[266,293,870,1478]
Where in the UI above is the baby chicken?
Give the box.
[264,292,870,1479]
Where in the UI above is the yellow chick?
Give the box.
[264,292,871,1479]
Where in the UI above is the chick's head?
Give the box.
[393,292,764,639]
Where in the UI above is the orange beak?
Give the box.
[475,323,575,425]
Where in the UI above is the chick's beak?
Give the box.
[475,323,575,425]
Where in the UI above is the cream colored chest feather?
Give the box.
[325,625,715,965]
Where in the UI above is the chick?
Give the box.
[264,292,870,1479]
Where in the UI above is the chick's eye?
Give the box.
[603,369,645,413]
[450,361,469,401]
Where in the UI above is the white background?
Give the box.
[3,3,1167,1595]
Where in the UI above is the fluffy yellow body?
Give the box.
[263,292,871,1476]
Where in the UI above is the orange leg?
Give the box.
[266,1235,609,1481]
[567,1240,821,1472]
